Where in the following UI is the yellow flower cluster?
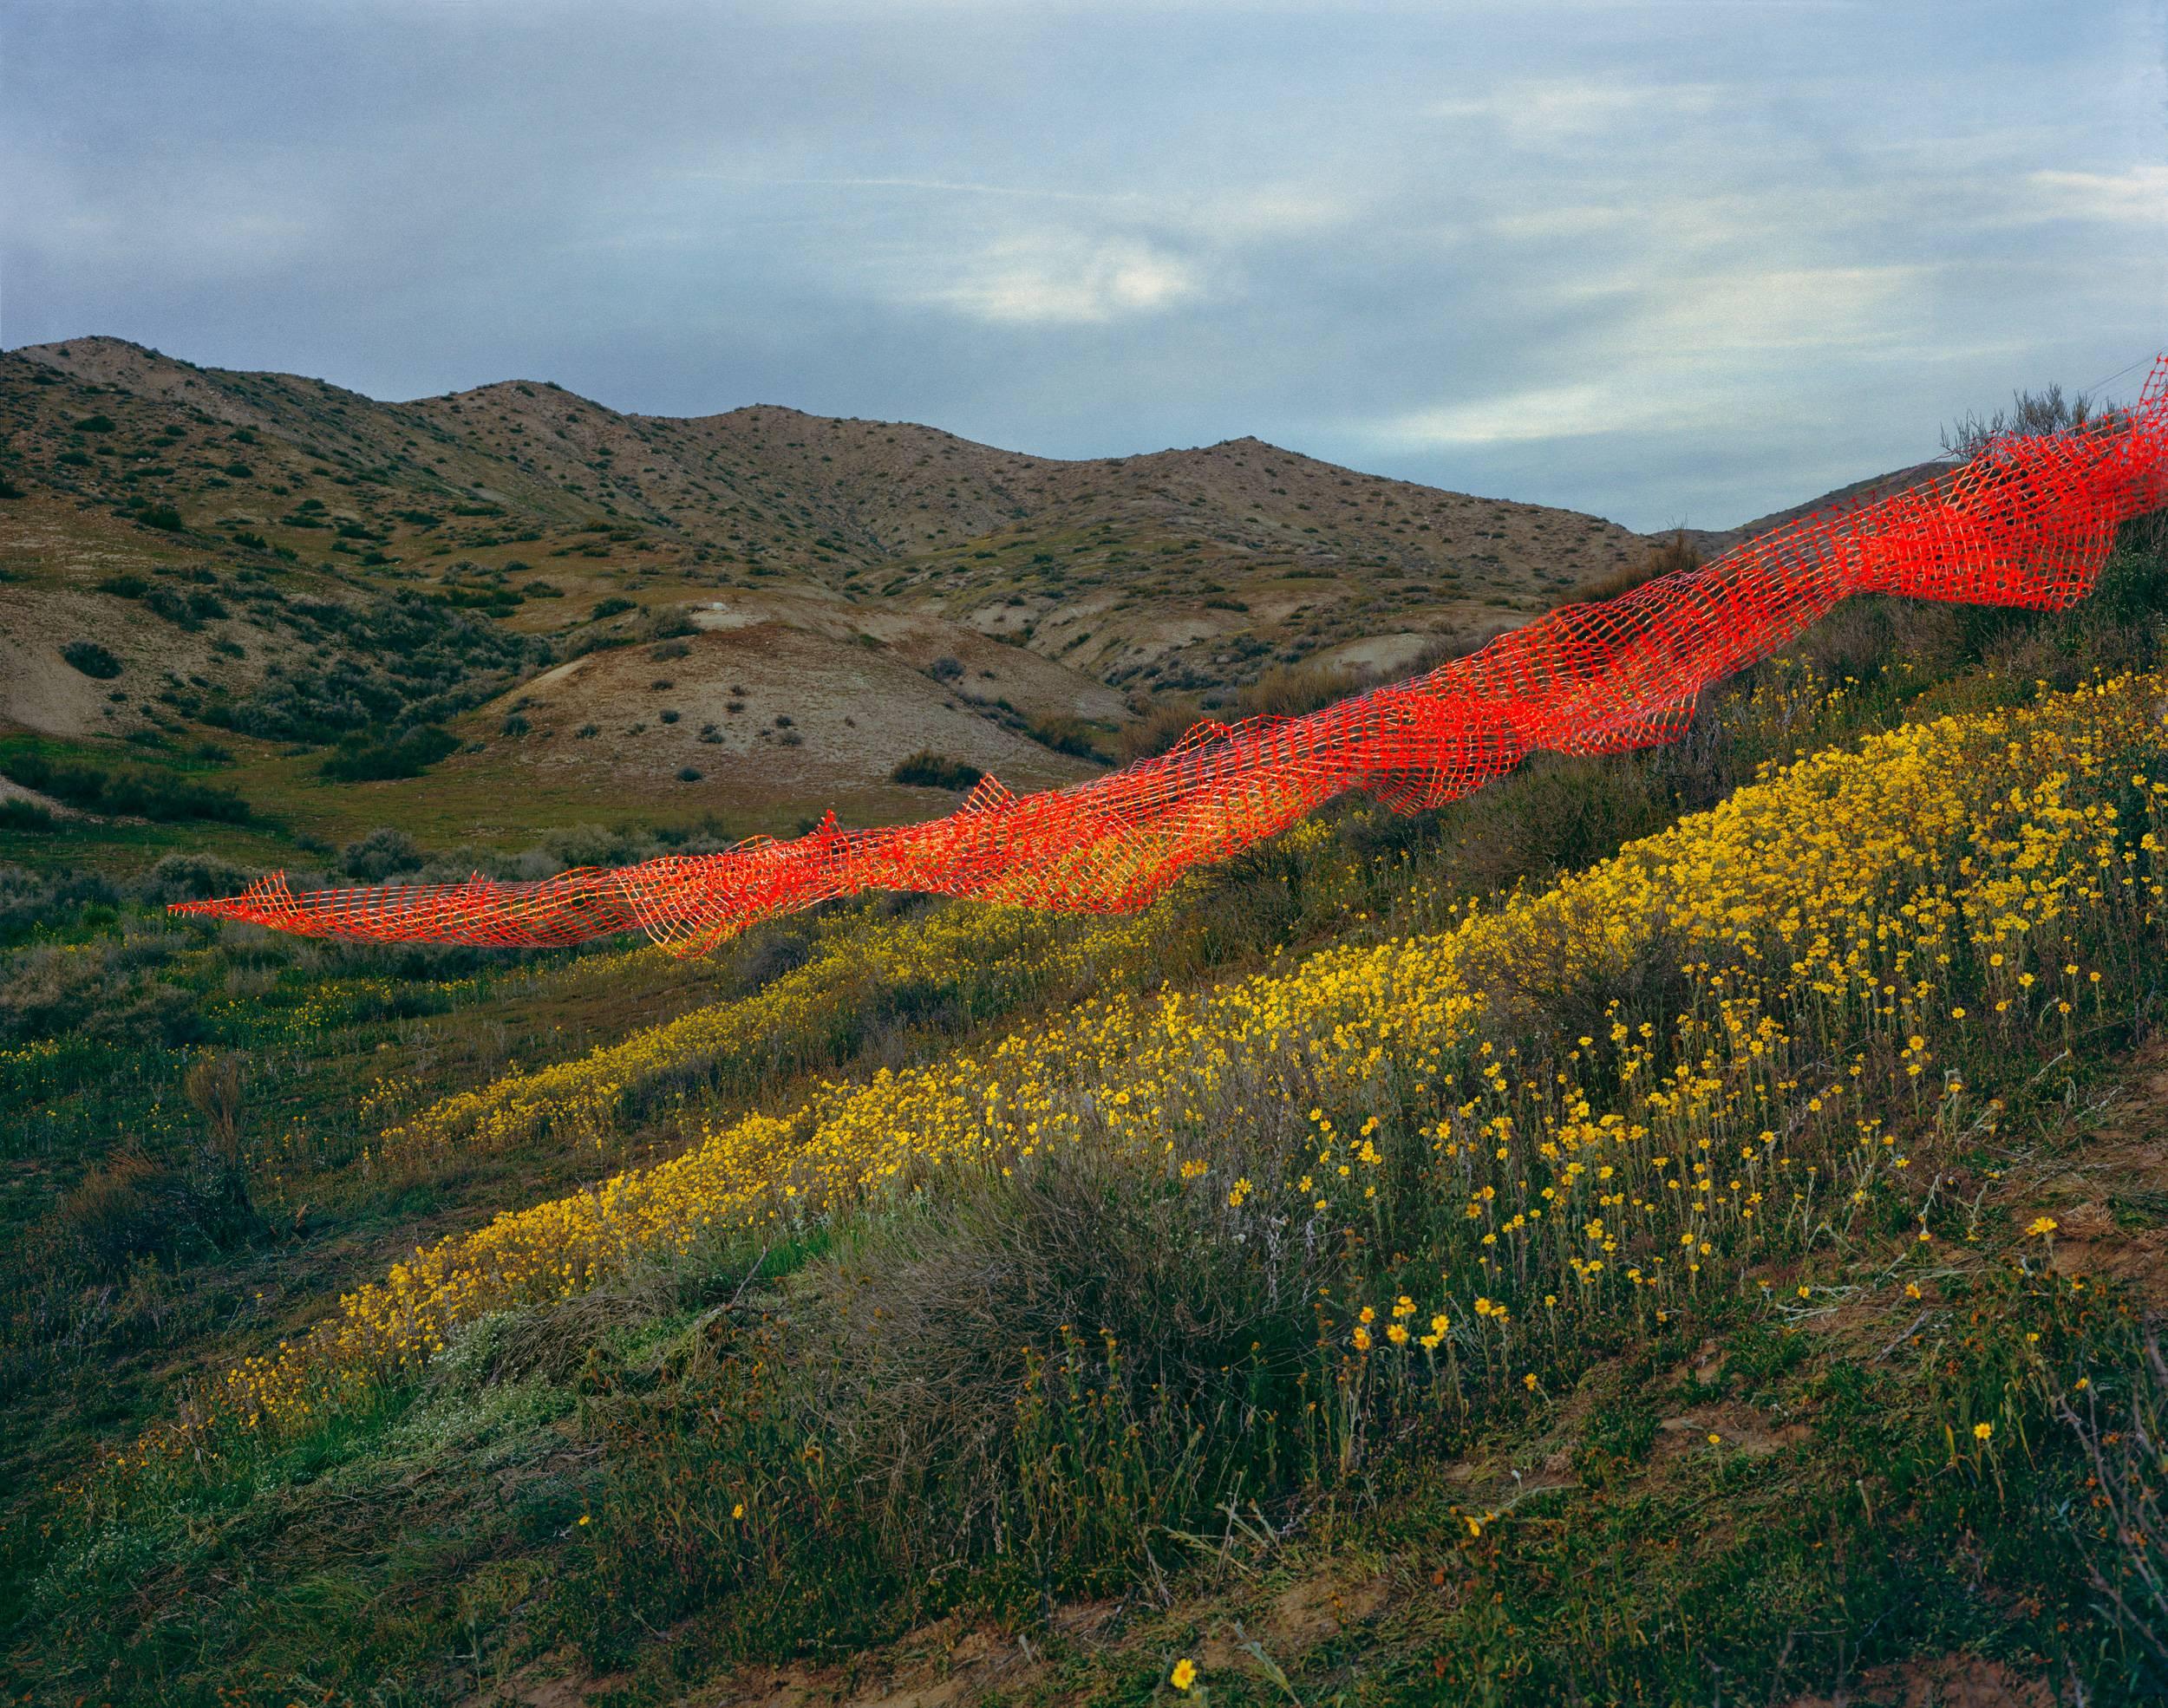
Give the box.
[128,672,2167,1462]
[376,883,1173,1164]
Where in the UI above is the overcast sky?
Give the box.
[4,0,2164,530]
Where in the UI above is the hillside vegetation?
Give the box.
[0,489,2163,1705]
[0,337,1673,855]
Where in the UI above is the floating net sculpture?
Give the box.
[176,359,2168,956]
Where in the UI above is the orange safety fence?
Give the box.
[173,360,2168,957]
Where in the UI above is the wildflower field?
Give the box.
[3,519,2167,1705]
[128,668,2168,1455]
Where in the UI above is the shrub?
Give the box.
[0,865,117,943]
[1565,531,1701,608]
[0,799,55,833]
[1026,715,1107,763]
[1942,381,2111,460]
[73,414,114,434]
[135,852,255,905]
[591,597,637,620]
[1,753,108,813]
[1119,696,1205,762]
[100,769,250,823]
[185,1053,245,1159]
[579,1143,1323,1653]
[891,752,984,790]
[1235,660,1357,720]
[0,750,248,823]
[137,503,184,532]
[56,1148,187,1277]
[140,587,200,630]
[319,724,459,783]
[929,655,964,683]
[60,641,122,680]
[340,827,425,881]
[676,766,704,782]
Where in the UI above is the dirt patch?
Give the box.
[473,1661,631,1708]
[1185,1571,1392,1686]
[477,614,1109,820]
[2027,1046,2168,1308]
[1654,1401,1809,1465]
[691,1612,1047,1708]
[1778,1651,2054,1707]
[1313,630,1435,679]
[1264,1571,1388,1648]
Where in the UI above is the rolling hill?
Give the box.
[0,336,1704,851]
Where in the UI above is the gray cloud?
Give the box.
[4,0,2163,528]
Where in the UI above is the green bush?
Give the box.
[1025,715,1107,762]
[891,753,984,790]
[0,750,248,823]
[140,587,201,630]
[339,827,424,880]
[576,1143,1325,1661]
[0,799,55,833]
[202,590,545,746]
[59,641,121,680]
[318,725,460,783]
[135,852,255,904]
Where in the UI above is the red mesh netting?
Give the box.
[174,360,2168,956]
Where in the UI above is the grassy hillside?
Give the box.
[0,504,2162,1705]
[0,336,1689,864]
